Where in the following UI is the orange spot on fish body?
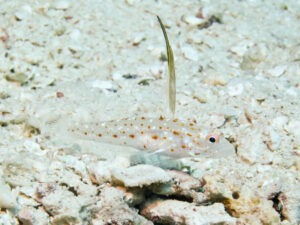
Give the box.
[173,131,180,135]
[98,133,102,137]
[152,135,158,140]
[113,134,118,138]
[129,134,135,138]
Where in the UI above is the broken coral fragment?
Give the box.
[141,199,236,225]
[111,164,171,187]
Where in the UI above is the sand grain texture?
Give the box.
[0,0,299,224]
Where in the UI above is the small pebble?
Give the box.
[0,177,16,209]
[87,80,115,91]
[266,65,286,77]
[111,165,171,187]
[14,5,32,21]
[56,91,64,98]
[263,128,281,151]
[132,32,146,46]
[181,45,199,61]
[52,0,70,10]
[182,15,205,26]
[228,83,244,96]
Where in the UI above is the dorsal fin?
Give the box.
[157,16,176,117]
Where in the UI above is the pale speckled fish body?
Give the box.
[68,116,235,158]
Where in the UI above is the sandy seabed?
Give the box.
[0,0,299,224]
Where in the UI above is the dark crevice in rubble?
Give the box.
[269,192,286,221]
[141,189,194,205]
[60,182,79,197]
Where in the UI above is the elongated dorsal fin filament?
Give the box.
[157,16,176,117]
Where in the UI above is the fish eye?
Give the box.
[206,133,219,143]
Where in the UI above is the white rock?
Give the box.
[14,5,33,20]
[285,87,298,97]
[279,190,300,224]
[230,41,252,56]
[182,15,205,26]
[88,161,113,184]
[266,65,286,77]
[151,170,202,198]
[236,127,274,164]
[18,207,49,225]
[0,213,15,224]
[0,177,16,209]
[263,128,281,151]
[125,0,136,5]
[240,43,268,70]
[286,120,300,144]
[141,199,236,225]
[60,155,88,178]
[148,46,164,57]
[132,32,145,45]
[112,72,123,80]
[111,164,171,187]
[200,6,214,18]
[228,83,244,96]
[115,186,145,205]
[181,45,199,61]
[94,186,152,224]
[228,188,281,224]
[23,140,42,153]
[86,80,114,90]
[36,184,81,218]
[202,174,233,199]
[69,29,81,41]
[52,0,70,10]
[17,189,40,207]
[148,64,164,78]
[272,116,288,129]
